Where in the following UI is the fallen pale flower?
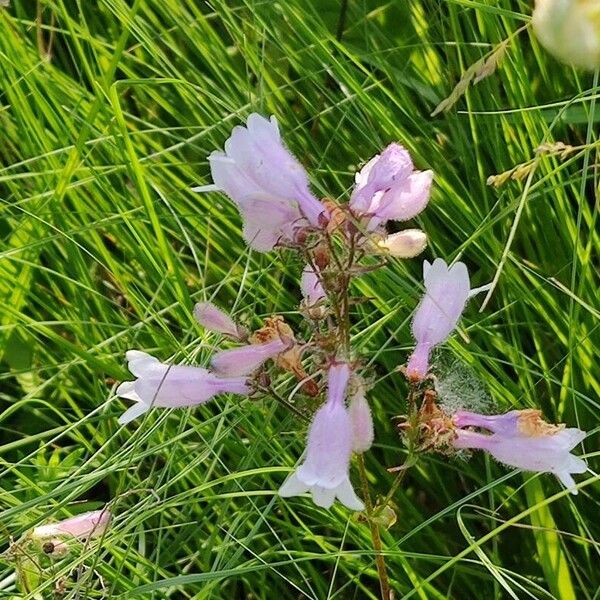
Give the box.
[32,509,111,541]
[532,0,600,70]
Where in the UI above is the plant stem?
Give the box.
[375,466,410,516]
[357,453,391,600]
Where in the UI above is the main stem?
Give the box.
[358,454,391,600]
[321,227,390,598]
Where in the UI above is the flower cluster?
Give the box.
[113,113,586,510]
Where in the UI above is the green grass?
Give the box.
[0,0,598,598]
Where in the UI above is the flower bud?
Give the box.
[348,387,374,453]
[376,229,427,258]
[194,302,244,339]
[532,0,600,70]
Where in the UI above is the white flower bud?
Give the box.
[376,229,427,258]
[532,0,600,70]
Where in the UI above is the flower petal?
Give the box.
[115,381,142,402]
[335,478,365,511]
[125,350,162,377]
[118,402,150,425]
[278,472,309,498]
[311,485,336,509]
[375,170,433,221]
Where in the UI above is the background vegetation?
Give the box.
[0,0,598,598]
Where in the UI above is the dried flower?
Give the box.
[193,114,327,251]
[116,351,249,424]
[194,302,244,339]
[406,259,488,380]
[279,363,364,510]
[532,0,600,70]
[350,143,433,229]
[375,229,427,258]
[453,409,587,494]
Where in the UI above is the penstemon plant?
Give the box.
[118,113,586,597]
[8,114,588,600]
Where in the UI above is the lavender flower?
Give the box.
[350,143,433,228]
[116,351,249,424]
[406,259,488,380]
[452,409,587,494]
[193,114,326,251]
[32,509,111,541]
[194,301,243,339]
[279,363,364,510]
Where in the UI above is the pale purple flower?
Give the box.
[350,143,433,228]
[300,266,326,306]
[32,509,111,541]
[376,229,427,258]
[194,301,243,339]
[348,386,374,453]
[279,363,364,510]
[193,113,326,251]
[452,409,587,494]
[211,338,289,377]
[406,259,488,380]
[453,410,521,435]
[116,350,249,424]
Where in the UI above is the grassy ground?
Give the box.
[0,1,598,598]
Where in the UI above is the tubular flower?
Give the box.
[116,351,249,424]
[211,338,290,377]
[194,302,244,339]
[193,113,326,251]
[406,259,488,380]
[32,509,111,541]
[350,143,433,229]
[532,0,600,70]
[452,409,587,494]
[279,363,364,510]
